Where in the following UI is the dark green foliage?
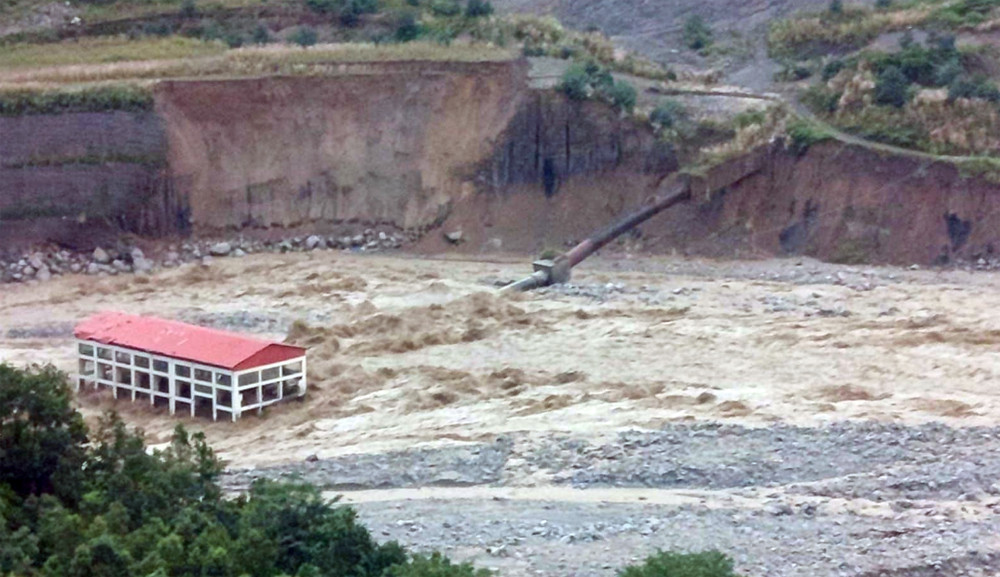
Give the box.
[838,106,930,148]
[867,34,960,88]
[290,26,318,46]
[558,61,633,112]
[340,0,378,26]
[395,12,422,41]
[618,550,741,577]
[802,84,841,113]
[873,65,911,107]
[179,0,198,18]
[0,364,88,503]
[305,0,339,13]
[776,63,812,81]
[682,15,713,51]
[223,31,245,47]
[821,58,845,81]
[387,552,491,577]
[650,99,688,129]
[829,0,843,15]
[0,364,475,577]
[875,0,892,8]
[465,0,493,18]
[948,74,1000,102]
[734,109,767,129]
[787,119,833,155]
[0,85,153,116]
[560,62,592,100]
[606,80,637,113]
[251,24,271,44]
[430,0,460,16]
[932,0,1000,27]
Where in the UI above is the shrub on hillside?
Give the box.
[290,26,318,46]
[874,65,911,107]
[948,75,1000,102]
[465,0,493,18]
[251,24,271,44]
[605,80,637,113]
[802,84,841,114]
[395,12,422,41]
[683,15,713,51]
[650,99,688,130]
[619,550,742,577]
[787,119,833,155]
[560,62,594,100]
[340,0,379,25]
[821,58,845,81]
[430,0,461,16]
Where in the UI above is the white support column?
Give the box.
[300,357,308,397]
[168,360,176,416]
[230,371,241,422]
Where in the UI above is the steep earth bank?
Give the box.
[0,110,171,250]
[654,142,1000,265]
[5,61,1000,266]
[157,60,530,232]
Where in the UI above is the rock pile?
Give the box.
[0,228,413,284]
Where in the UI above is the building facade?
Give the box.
[75,312,307,421]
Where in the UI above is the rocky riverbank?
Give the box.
[220,422,1000,577]
[0,227,412,284]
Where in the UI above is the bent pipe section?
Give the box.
[502,176,692,292]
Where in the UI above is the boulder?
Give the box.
[210,242,232,256]
[92,247,111,264]
[305,235,324,250]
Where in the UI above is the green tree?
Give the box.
[251,24,271,44]
[290,26,318,47]
[340,0,378,26]
[619,550,741,577]
[650,99,688,129]
[387,552,491,577]
[829,0,844,15]
[606,80,637,113]
[0,364,88,504]
[874,65,911,107]
[395,13,421,41]
[0,365,481,577]
[465,0,493,18]
[560,62,592,100]
[430,0,460,16]
[682,15,713,51]
[238,481,406,577]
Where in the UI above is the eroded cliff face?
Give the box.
[155,61,531,232]
[632,141,1000,265]
[425,91,676,253]
[0,111,170,251]
[6,61,1000,267]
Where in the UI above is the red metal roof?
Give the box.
[74,312,305,371]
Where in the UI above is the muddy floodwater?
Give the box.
[5,251,1000,576]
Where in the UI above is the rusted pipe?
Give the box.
[502,176,691,292]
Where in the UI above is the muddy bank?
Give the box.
[157,60,530,232]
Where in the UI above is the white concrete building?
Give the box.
[75,312,307,421]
